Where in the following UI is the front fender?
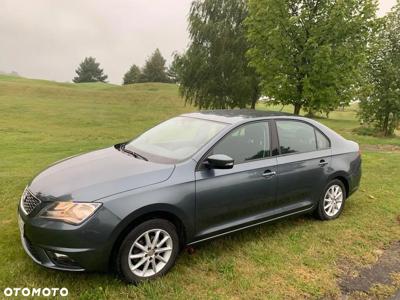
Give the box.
[112,203,194,242]
[101,179,196,246]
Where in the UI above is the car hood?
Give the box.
[28,147,175,202]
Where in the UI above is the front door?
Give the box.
[195,121,278,239]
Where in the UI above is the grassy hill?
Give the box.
[0,75,399,299]
[0,76,194,176]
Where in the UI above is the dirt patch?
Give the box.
[361,144,400,153]
[339,241,400,297]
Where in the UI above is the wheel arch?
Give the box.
[328,172,350,197]
[108,204,189,271]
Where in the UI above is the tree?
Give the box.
[177,0,260,109]
[123,64,142,85]
[141,49,170,83]
[73,57,108,83]
[247,0,377,115]
[167,52,181,83]
[359,2,400,136]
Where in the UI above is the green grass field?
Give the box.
[0,75,399,299]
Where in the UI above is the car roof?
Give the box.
[181,109,294,124]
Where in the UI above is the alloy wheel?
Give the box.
[128,229,173,277]
[323,184,343,217]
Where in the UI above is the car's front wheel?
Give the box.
[116,219,179,284]
[316,179,346,220]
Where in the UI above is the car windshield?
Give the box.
[125,117,227,163]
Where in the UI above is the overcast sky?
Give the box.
[0,0,396,84]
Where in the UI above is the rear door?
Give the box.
[274,119,332,212]
[195,121,278,238]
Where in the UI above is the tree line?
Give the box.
[72,48,175,85]
[174,0,399,136]
[72,0,400,136]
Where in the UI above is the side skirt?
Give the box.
[187,206,314,246]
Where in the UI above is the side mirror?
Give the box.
[204,154,234,169]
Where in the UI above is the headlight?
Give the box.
[38,201,101,225]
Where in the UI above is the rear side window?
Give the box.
[276,120,317,154]
[315,130,330,149]
[212,122,270,164]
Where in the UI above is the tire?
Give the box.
[116,219,180,284]
[315,179,346,221]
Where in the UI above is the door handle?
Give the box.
[319,159,328,167]
[262,170,276,178]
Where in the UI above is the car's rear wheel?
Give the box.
[116,219,179,284]
[316,179,346,220]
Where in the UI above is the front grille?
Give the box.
[21,190,41,215]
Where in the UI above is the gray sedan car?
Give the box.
[18,110,361,283]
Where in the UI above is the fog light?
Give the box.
[54,252,69,260]
[47,251,79,267]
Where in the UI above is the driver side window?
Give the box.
[211,122,270,164]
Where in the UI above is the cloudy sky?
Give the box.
[0,0,396,84]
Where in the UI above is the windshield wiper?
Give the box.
[120,145,148,161]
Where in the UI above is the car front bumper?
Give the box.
[18,204,121,272]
